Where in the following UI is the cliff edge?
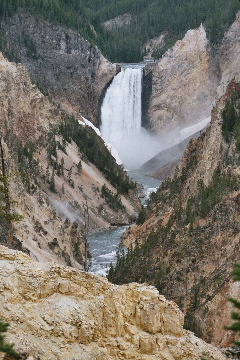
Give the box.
[0,245,226,360]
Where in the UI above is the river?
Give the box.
[87,171,161,276]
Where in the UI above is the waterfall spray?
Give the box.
[101,65,162,170]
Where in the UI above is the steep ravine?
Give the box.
[0,52,140,269]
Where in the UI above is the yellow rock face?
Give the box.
[0,245,226,360]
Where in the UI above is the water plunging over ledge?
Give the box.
[100,65,162,170]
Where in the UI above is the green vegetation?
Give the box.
[22,34,40,60]
[184,168,237,223]
[0,0,240,62]
[108,164,238,286]
[0,320,19,358]
[222,83,240,149]
[225,264,240,347]
[108,231,164,286]
[0,138,23,245]
[101,184,124,211]
[58,115,136,195]
[16,139,40,193]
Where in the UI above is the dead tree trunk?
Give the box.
[83,200,89,271]
[0,138,13,245]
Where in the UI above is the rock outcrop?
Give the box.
[142,12,240,143]
[1,13,116,125]
[145,24,218,139]
[0,245,226,360]
[217,11,240,98]
[103,13,132,31]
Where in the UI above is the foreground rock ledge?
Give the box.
[0,246,225,360]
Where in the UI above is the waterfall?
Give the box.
[101,67,142,141]
[101,65,162,170]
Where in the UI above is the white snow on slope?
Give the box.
[78,117,123,165]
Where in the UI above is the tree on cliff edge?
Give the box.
[0,320,19,358]
[225,264,240,347]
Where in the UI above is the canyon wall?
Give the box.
[0,245,226,360]
[143,11,240,144]
[144,24,218,137]
[1,13,116,125]
[0,52,139,268]
[113,82,240,346]
[216,11,240,97]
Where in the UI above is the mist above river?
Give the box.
[109,128,163,169]
[101,66,210,170]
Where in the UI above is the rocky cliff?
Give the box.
[0,245,227,360]
[108,81,240,346]
[142,11,240,147]
[144,24,218,139]
[216,11,240,98]
[0,52,140,268]
[0,13,116,125]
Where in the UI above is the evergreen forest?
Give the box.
[0,0,240,62]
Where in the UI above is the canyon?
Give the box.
[0,8,240,359]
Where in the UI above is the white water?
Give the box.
[87,172,162,276]
[88,225,129,276]
[101,67,142,141]
[101,66,162,170]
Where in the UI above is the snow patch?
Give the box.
[78,117,123,165]
[105,143,122,165]
[79,117,101,136]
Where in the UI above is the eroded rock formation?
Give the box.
[142,11,240,143]
[0,245,226,360]
[145,24,218,138]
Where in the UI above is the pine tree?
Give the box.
[0,138,22,245]
[225,264,240,347]
[0,320,19,358]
